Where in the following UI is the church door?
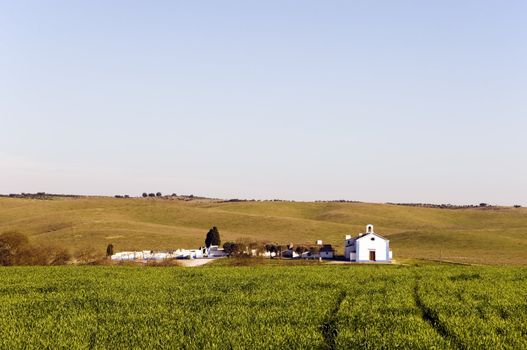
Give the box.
[369,251,376,261]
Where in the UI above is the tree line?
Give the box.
[203,227,321,258]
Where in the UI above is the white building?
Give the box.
[263,251,277,258]
[174,249,204,259]
[111,251,142,261]
[319,245,335,259]
[111,248,206,261]
[207,245,227,257]
[191,249,204,259]
[344,224,392,263]
[281,249,300,259]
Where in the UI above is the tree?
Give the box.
[265,243,283,258]
[142,193,148,198]
[309,246,320,256]
[156,192,162,197]
[106,244,114,257]
[223,242,240,256]
[148,193,155,197]
[264,243,274,257]
[205,226,221,248]
[0,231,74,266]
[295,245,308,257]
[276,245,283,258]
[243,240,261,256]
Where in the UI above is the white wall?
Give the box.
[357,233,388,261]
[320,251,333,259]
[111,251,144,261]
[344,239,356,261]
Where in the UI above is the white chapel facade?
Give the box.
[344,224,392,262]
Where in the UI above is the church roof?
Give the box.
[356,232,389,241]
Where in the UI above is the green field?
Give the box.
[1,197,526,264]
[0,264,526,349]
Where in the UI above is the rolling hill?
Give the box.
[0,196,526,265]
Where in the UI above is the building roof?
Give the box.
[319,244,334,252]
[356,232,389,242]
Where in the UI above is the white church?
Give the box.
[344,224,393,263]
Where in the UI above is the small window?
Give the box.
[371,237,375,241]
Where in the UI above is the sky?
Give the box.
[1,1,526,205]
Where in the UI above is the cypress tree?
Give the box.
[205,226,221,247]
[106,244,114,257]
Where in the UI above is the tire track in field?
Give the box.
[89,286,100,350]
[413,278,464,349]
[319,290,347,350]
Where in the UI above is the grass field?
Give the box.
[1,196,526,264]
[0,264,526,349]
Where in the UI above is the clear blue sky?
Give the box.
[1,1,526,205]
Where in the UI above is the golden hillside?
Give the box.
[1,196,526,265]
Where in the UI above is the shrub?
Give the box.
[0,231,73,266]
[49,248,71,265]
[11,244,71,266]
[0,231,30,266]
[74,247,101,265]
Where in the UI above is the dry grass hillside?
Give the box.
[0,197,526,265]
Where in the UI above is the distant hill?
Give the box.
[0,196,526,265]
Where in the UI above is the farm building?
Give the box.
[319,244,335,259]
[207,245,227,258]
[344,224,392,263]
[280,243,335,259]
[175,249,204,259]
[281,249,300,258]
[263,251,277,258]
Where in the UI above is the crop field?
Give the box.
[0,265,526,349]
